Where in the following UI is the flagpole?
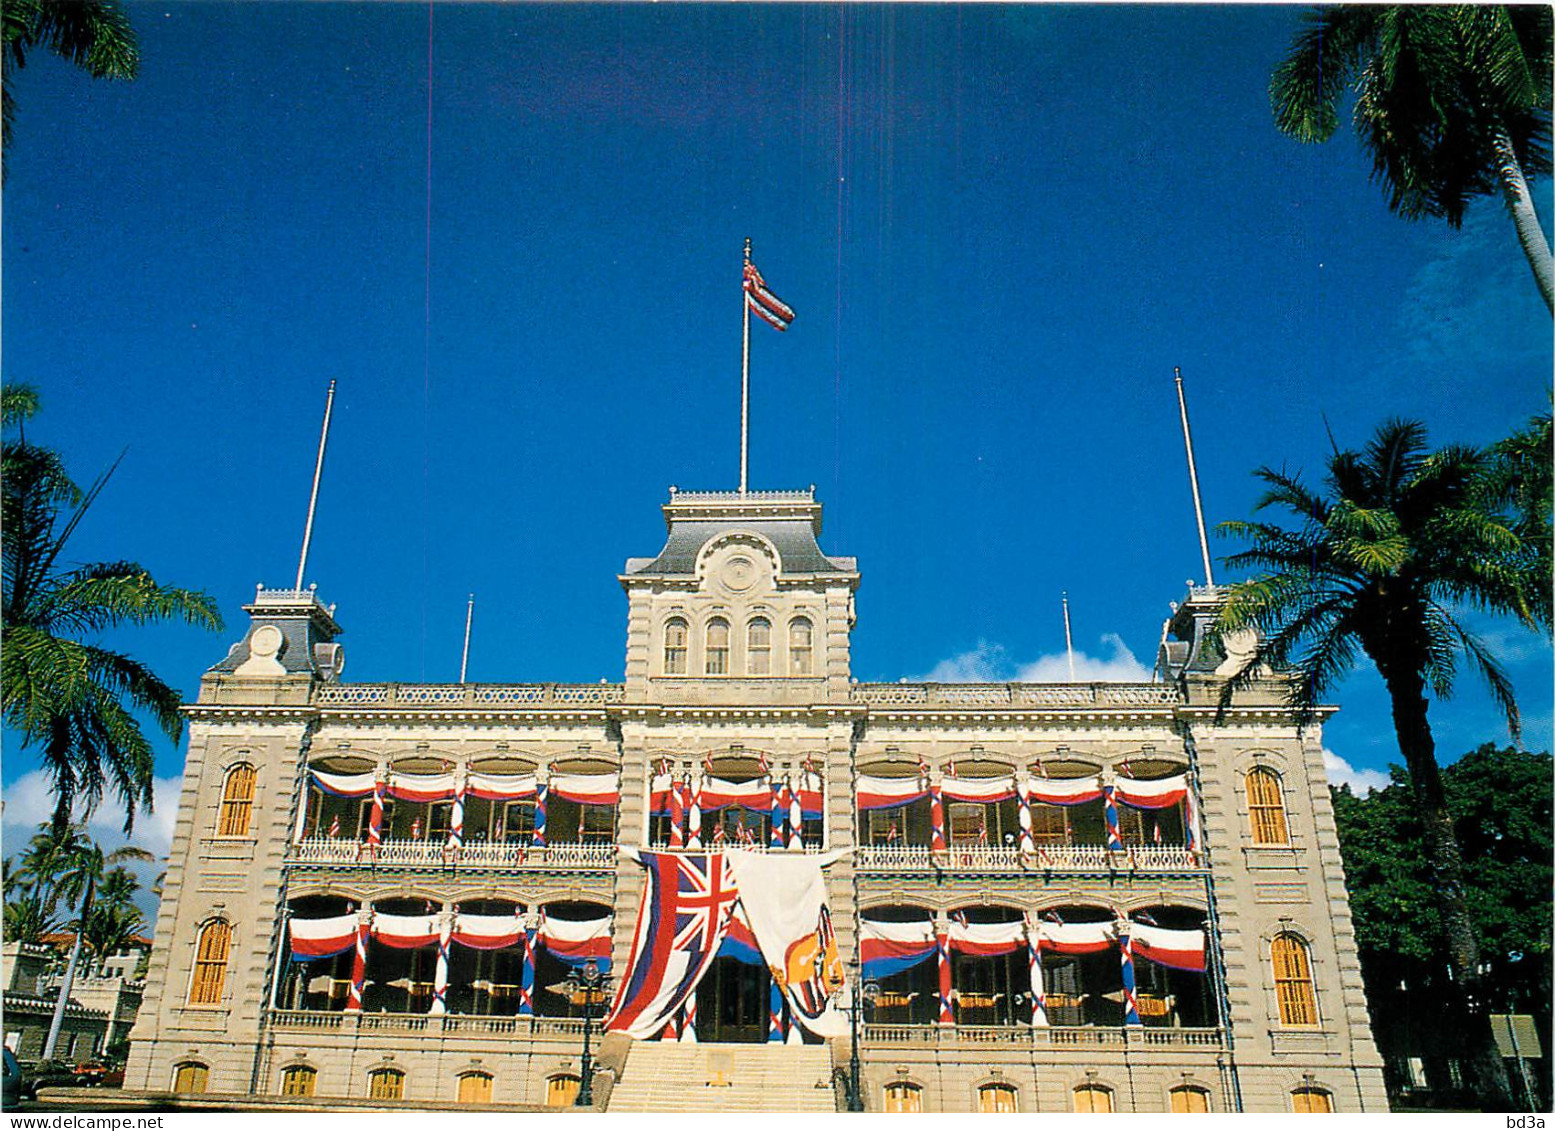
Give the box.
[295,379,336,592]
[1174,367,1216,587]
[740,237,752,495]
[459,593,475,683]
[1062,591,1076,682]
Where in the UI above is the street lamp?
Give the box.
[565,959,610,1107]
[841,958,881,1112]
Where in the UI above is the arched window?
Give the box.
[280,1065,317,1097]
[1246,766,1289,845]
[664,618,688,675]
[1292,1087,1333,1113]
[172,1062,208,1094]
[547,1074,581,1107]
[1170,1085,1210,1112]
[1073,1084,1114,1113]
[368,1068,405,1101]
[882,1082,922,1113]
[789,617,814,675]
[218,764,257,836]
[457,1071,493,1103]
[978,1083,1018,1112]
[705,618,730,675]
[1272,933,1319,1026]
[746,617,772,675]
[188,920,231,1005]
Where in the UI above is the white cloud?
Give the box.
[921,634,1153,684]
[2,769,182,922]
[1322,749,1391,796]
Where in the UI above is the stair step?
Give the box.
[607,1042,837,1112]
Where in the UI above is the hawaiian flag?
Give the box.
[744,260,795,331]
[605,852,739,1039]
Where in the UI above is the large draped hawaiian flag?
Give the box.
[604,851,740,1039]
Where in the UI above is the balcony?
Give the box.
[861,1023,1223,1050]
[267,1010,588,1038]
[285,838,616,871]
[855,844,1202,874]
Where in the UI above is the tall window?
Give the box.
[1292,1087,1333,1113]
[1170,1085,1210,1112]
[457,1072,493,1103]
[1272,933,1319,1026]
[1246,767,1289,845]
[746,617,772,675]
[188,921,232,1005]
[664,618,688,675]
[547,1074,581,1106]
[705,618,730,675]
[281,1065,317,1097]
[978,1083,1018,1112]
[368,1068,405,1100]
[172,1063,208,1094]
[217,764,257,836]
[789,617,814,675]
[1073,1084,1114,1113]
[882,1082,922,1113]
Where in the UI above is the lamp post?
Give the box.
[842,959,881,1112]
[566,959,610,1107]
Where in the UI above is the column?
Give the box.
[431,905,452,1015]
[686,773,703,850]
[769,777,785,850]
[929,778,947,854]
[518,909,538,1017]
[533,772,549,849]
[1117,920,1141,1027]
[1102,777,1122,851]
[787,774,803,852]
[367,763,385,851]
[768,977,785,1043]
[1017,774,1034,856]
[448,769,466,852]
[935,914,953,1026]
[669,774,686,849]
[346,907,371,1012]
[1026,919,1048,1028]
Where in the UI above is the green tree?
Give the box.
[3,890,59,946]
[1272,5,1554,311]
[1333,745,1552,1105]
[18,822,151,1059]
[1214,419,1550,1109]
[1,0,139,180]
[2,384,222,833]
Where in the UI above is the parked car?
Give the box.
[2,1049,22,1108]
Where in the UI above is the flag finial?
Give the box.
[744,236,752,264]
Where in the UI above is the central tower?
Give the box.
[619,488,860,705]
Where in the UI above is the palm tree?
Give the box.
[19,822,152,1060]
[1,0,139,180]
[1214,419,1549,1109]
[2,383,222,833]
[1271,6,1554,311]
[81,900,145,975]
[3,891,59,946]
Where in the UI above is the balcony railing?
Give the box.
[286,838,616,869]
[851,683,1181,708]
[647,841,826,855]
[314,683,625,707]
[861,1023,1222,1049]
[856,844,1201,873]
[268,1010,580,1037]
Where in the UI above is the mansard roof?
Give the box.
[623,488,857,578]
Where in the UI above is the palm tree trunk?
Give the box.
[41,875,92,1062]
[1491,122,1555,314]
[1380,662,1513,1109]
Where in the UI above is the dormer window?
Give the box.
[747,618,772,675]
[789,617,814,675]
[664,618,688,675]
[706,618,730,675]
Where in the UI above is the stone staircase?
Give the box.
[606,1041,839,1112]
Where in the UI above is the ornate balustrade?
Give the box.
[851,683,1180,708]
[861,1023,1222,1050]
[646,841,826,855]
[856,843,1202,873]
[313,683,625,707]
[268,1010,578,1037]
[286,837,616,870]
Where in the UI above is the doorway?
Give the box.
[697,956,769,1042]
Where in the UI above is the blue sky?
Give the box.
[4,2,1551,873]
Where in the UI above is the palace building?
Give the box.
[124,486,1387,1112]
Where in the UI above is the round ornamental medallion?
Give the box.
[250,624,284,658]
[722,556,757,593]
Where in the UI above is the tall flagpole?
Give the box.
[459,594,475,683]
[1062,591,1077,681]
[1174,367,1216,587]
[740,238,752,494]
[295,379,337,592]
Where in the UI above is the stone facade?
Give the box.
[124,487,1387,1112]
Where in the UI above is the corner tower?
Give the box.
[619,488,859,704]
